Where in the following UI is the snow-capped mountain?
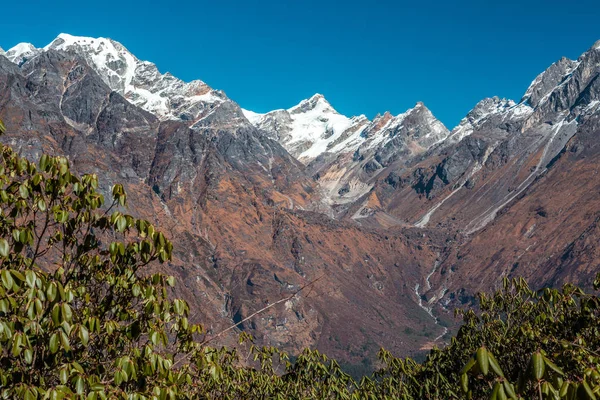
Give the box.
[3,43,41,66]
[356,102,450,163]
[243,94,451,206]
[3,33,598,217]
[521,57,580,108]
[243,94,369,163]
[5,33,452,170]
[4,34,243,127]
[244,95,450,166]
[447,97,533,143]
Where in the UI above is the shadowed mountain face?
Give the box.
[1,35,599,363]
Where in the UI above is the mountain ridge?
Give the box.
[1,33,599,365]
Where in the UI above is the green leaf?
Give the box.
[24,348,33,364]
[488,351,504,378]
[11,332,23,356]
[476,347,489,376]
[49,333,59,353]
[542,355,564,376]
[158,249,167,262]
[32,173,42,186]
[47,282,58,302]
[19,184,29,199]
[531,351,545,381]
[503,381,517,400]
[11,269,25,282]
[59,331,70,351]
[579,380,597,400]
[75,376,85,395]
[59,367,68,384]
[460,373,469,393]
[24,389,36,400]
[116,215,127,232]
[1,270,14,290]
[109,242,117,256]
[62,303,73,322]
[25,270,36,288]
[79,326,89,346]
[0,239,9,258]
[39,154,49,171]
[51,304,61,324]
[166,276,175,287]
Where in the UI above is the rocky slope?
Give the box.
[245,96,450,210]
[244,39,600,335]
[1,34,600,365]
[357,40,600,318]
[0,35,445,364]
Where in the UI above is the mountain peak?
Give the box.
[45,33,125,53]
[521,57,578,107]
[4,42,40,65]
[374,111,393,120]
[47,33,96,47]
[290,93,335,115]
[407,101,433,116]
[18,33,225,122]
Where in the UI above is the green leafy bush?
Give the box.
[370,278,600,399]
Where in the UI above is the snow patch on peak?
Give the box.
[241,109,264,125]
[244,95,368,162]
[521,57,579,107]
[39,34,226,122]
[360,103,449,152]
[244,98,452,165]
[351,115,369,124]
[45,33,102,49]
[287,97,358,160]
[448,96,532,143]
[46,34,138,92]
[290,93,334,114]
[5,42,40,65]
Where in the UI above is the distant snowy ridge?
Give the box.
[3,43,40,65]
[243,96,449,163]
[242,94,370,162]
[1,33,499,164]
[2,33,589,168]
[447,97,533,143]
[3,34,232,125]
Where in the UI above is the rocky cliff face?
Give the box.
[0,35,443,363]
[357,40,600,321]
[245,97,451,210]
[1,34,600,364]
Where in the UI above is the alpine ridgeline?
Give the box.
[1,34,599,364]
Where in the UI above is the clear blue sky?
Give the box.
[2,0,599,128]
